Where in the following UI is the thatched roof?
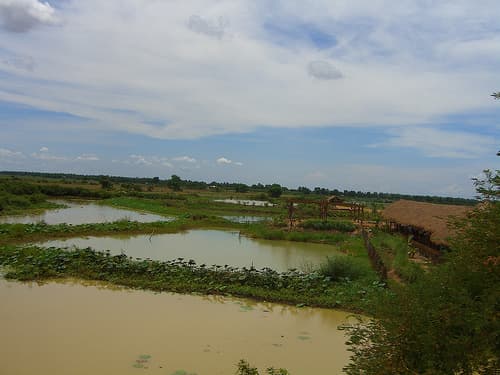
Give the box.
[382,200,473,245]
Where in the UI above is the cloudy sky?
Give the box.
[0,0,498,196]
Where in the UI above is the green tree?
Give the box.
[342,167,500,374]
[99,176,112,189]
[234,183,249,193]
[268,184,282,198]
[167,175,182,191]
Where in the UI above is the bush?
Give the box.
[301,219,356,232]
[319,255,369,281]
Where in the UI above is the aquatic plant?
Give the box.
[236,360,289,375]
[0,245,386,311]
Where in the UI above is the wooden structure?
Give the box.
[382,200,473,259]
[286,196,364,228]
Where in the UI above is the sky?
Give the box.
[0,0,498,197]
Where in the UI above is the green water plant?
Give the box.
[0,245,385,312]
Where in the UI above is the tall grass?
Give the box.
[300,219,356,232]
[319,255,372,281]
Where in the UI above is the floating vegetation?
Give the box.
[132,354,152,369]
[170,370,197,375]
[236,302,255,312]
[0,245,387,311]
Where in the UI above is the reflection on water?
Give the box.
[214,199,275,207]
[0,279,351,374]
[221,215,270,223]
[0,199,172,225]
[40,229,342,272]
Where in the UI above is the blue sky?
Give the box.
[0,0,499,197]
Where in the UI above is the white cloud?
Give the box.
[216,157,243,166]
[0,1,498,140]
[39,146,48,152]
[31,152,68,161]
[76,153,99,161]
[216,157,232,164]
[376,127,497,159]
[307,61,343,80]
[129,154,152,166]
[0,147,25,159]
[0,0,58,33]
[172,155,196,163]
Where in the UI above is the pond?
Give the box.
[0,200,172,225]
[40,229,342,272]
[221,215,270,223]
[0,279,351,374]
[214,199,275,207]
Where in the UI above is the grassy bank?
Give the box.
[0,245,386,312]
[102,196,282,217]
[370,231,425,283]
[0,217,239,245]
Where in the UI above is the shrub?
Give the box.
[319,255,369,281]
[301,220,356,232]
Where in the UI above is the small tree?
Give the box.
[268,184,282,198]
[235,183,249,193]
[99,176,112,189]
[167,175,182,191]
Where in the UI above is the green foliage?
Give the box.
[267,184,282,198]
[99,176,113,189]
[472,169,499,201]
[235,360,289,375]
[319,255,371,282]
[167,175,182,191]
[342,177,500,374]
[0,179,63,214]
[300,219,356,232]
[245,224,352,245]
[0,243,385,311]
[370,231,424,283]
[234,183,249,193]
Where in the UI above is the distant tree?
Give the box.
[234,183,249,193]
[152,176,160,184]
[268,184,283,198]
[491,91,500,99]
[167,175,182,191]
[297,186,311,194]
[99,176,112,189]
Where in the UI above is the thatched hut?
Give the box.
[382,200,473,258]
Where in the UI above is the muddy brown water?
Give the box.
[0,199,172,225]
[40,229,343,272]
[0,278,352,374]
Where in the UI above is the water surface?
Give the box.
[214,199,275,207]
[0,200,172,225]
[221,215,270,223]
[0,279,351,374]
[40,229,342,272]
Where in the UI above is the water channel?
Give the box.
[0,279,351,374]
[0,199,172,225]
[40,229,342,272]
